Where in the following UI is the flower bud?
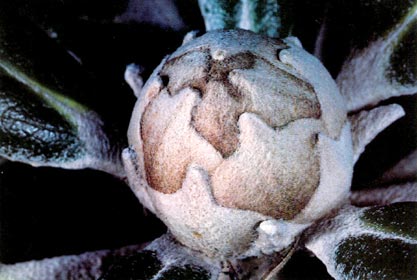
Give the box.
[126,30,354,257]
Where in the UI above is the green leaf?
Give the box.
[306,203,417,280]
[0,71,83,163]
[335,235,417,280]
[98,233,296,279]
[0,8,90,116]
[99,250,163,280]
[0,7,123,176]
[235,0,281,38]
[362,202,417,240]
[99,234,215,280]
[337,1,417,112]
[198,0,239,30]
[198,0,280,38]
[158,265,211,280]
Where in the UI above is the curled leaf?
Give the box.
[349,104,405,163]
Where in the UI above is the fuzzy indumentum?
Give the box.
[142,31,327,218]
[127,29,352,257]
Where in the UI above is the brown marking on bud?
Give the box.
[191,81,246,157]
[161,49,211,96]
[141,46,323,195]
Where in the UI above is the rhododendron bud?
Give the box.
[124,29,354,258]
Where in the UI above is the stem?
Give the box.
[263,239,299,280]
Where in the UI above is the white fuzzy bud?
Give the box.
[125,30,354,258]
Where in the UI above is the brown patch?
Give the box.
[140,89,191,193]
[190,52,257,157]
[208,52,255,80]
[191,81,245,158]
[156,49,321,159]
[208,52,256,100]
[161,49,211,96]
[143,51,257,159]
[140,99,168,193]
[142,45,322,194]
[185,77,208,97]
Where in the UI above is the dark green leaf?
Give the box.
[0,6,123,176]
[198,0,280,37]
[0,8,91,114]
[362,202,417,240]
[198,0,239,30]
[157,265,211,280]
[99,234,216,280]
[244,0,281,37]
[306,203,417,280]
[99,250,162,280]
[0,71,84,163]
[100,253,212,280]
[336,235,417,280]
[336,1,417,112]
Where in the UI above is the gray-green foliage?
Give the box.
[0,1,416,279]
[0,71,83,163]
[362,202,417,239]
[198,0,280,37]
[336,235,417,280]
[0,6,123,176]
[306,202,417,280]
[99,235,214,280]
[337,2,417,112]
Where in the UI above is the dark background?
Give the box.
[0,1,416,279]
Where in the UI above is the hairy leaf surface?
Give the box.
[306,202,417,280]
[198,0,280,37]
[0,7,123,176]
